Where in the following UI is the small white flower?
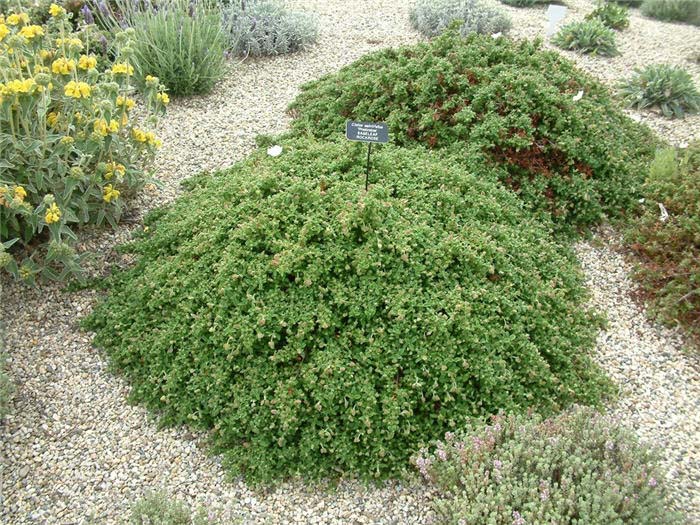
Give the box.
[491,32,502,39]
[572,90,584,102]
[658,202,669,222]
[679,142,689,149]
[267,145,283,157]
[639,198,645,203]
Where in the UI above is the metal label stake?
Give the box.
[345,121,389,191]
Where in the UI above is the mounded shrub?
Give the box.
[409,0,512,38]
[585,1,630,30]
[552,19,618,56]
[626,144,700,348]
[414,406,681,524]
[641,0,700,25]
[288,31,656,233]
[223,0,318,57]
[85,140,612,483]
[619,64,700,118]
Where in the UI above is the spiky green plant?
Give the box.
[619,64,700,118]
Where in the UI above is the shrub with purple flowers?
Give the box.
[413,406,681,524]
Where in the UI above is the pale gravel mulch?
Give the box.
[2,0,700,523]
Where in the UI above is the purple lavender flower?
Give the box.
[80,4,95,24]
[648,477,658,487]
[493,459,502,470]
[512,511,525,525]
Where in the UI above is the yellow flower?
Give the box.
[78,54,97,70]
[111,62,134,75]
[109,120,119,133]
[93,118,108,136]
[47,111,59,127]
[103,184,120,203]
[145,74,157,83]
[4,78,36,95]
[49,3,66,17]
[39,49,53,61]
[156,92,170,105]
[60,136,74,145]
[19,24,43,40]
[131,128,147,143]
[105,161,126,179]
[64,80,91,99]
[0,23,9,42]
[14,186,27,201]
[116,95,136,110]
[0,186,8,207]
[6,13,29,26]
[51,57,75,75]
[55,37,83,49]
[45,202,61,224]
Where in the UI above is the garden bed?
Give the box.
[1,0,699,523]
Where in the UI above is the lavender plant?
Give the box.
[93,0,227,96]
[415,406,682,524]
[409,0,511,38]
[223,0,318,57]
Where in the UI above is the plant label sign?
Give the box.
[345,121,389,144]
[546,4,568,37]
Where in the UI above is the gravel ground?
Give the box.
[2,0,700,523]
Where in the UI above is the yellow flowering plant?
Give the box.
[0,8,170,282]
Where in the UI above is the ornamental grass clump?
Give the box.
[553,19,618,56]
[223,0,318,57]
[626,144,700,349]
[0,6,167,282]
[414,406,681,524]
[94,0,227,96]
[409,0,512,38]
[641,0,700,25]
[288,31,655,233]
[585,1,630,30]
[84,139,612,483]
[619,64,700,118]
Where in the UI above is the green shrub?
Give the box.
[130,492,194,525]
[96,0,227,96]
[0,11,166,282]
[641,0,700,25]
[84,140,613,483]
[586,1,630,30]
[626,144,700,348]
[223,0,318,57]
[619,64,700,118]
[414,406,682,524]
[288,32,655,233]
[612,0,642,6]
[552,19,618,56]
[498,0,548,7]
[409,0,512,38]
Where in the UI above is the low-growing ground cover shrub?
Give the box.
[0,8,167,281]
[414,406,681,524]
[553,19,618,56]
[641,0,700,26]
[586,1,630,30]
[95,0,226,96]
[288,31,655,233]
[619,64,700,118]
[223,0,318,57]
[84,140,613,483]
[626,144,700,348]
[409,0,511,38]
